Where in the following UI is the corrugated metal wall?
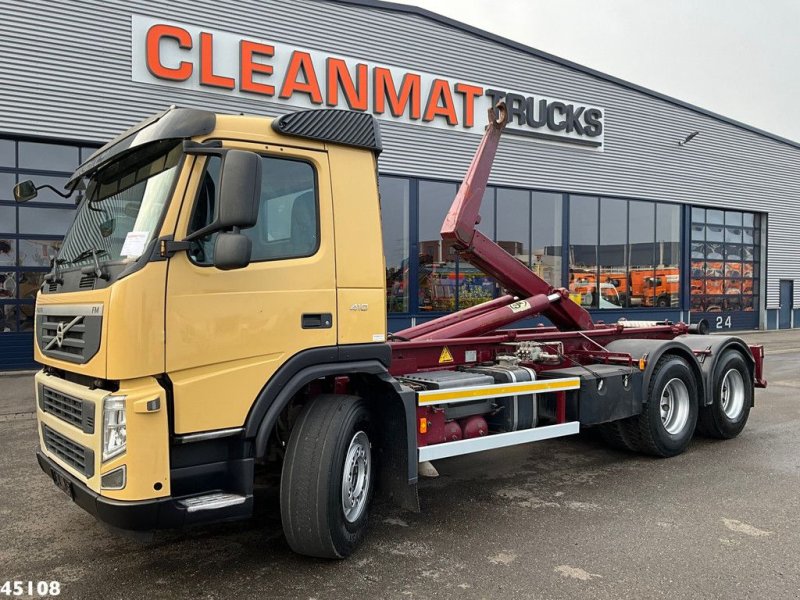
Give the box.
[1,0,798,308]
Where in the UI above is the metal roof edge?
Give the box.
[328,0,800,152]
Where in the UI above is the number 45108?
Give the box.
[0,581,61,597]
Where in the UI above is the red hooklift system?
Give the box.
[388,103,755,378]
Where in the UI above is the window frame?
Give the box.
[187,152,322,267]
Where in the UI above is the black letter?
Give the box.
[547,101,567,131]
[584,108,603,137]
[504,93,527,125]
[565,105,585,134]
[525,97,547,127]
[485,88,506,121]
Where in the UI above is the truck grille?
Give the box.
[42,425,95,478]
[40,386,94,433]
[35,305,103,364]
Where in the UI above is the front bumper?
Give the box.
[37,450,252,531]
[37,450,177,530]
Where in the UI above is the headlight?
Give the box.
[102,395,127,461]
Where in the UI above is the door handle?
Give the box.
[302,313,333,329]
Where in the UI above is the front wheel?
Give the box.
[280,394,375,558]
[697,351,752,439]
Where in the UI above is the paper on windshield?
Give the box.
[120,231,149,258]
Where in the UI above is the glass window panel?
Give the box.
[742,228,754,245]
[725,244,742,261]
[628,200,655,307]
[655,203,681,308]
[725,212,742,227]
[0,302,19,332]
[379,177,410,313]
[531,191,562,287]
[598,198,626,309]
[0,140,14,168]
[418,181,458,312]
[725,225,742,244]
[725,262,742,278]
[706,223,724,242]
[19,272,46,299]
[17,173,72,204]
[691,207,705,223]
[0,271,16,299]
[707,210,724,225]
[458,266,495,309]
[19,302,35,331]
[496,188,530,266]
[18,239,61,267]
[742,213,754,228]
[0,205,15,234]
[691,223,705,241]
[18,142,78,172]
[18,206,75,235]
[0,238,16,267]
[81,147,99,163]
[705,241,724,260]
[0,173,15,201]
[569,196,598,308]
[691,242,705,259]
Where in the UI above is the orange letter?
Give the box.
[326,58,368,110]
[455,83,484,128]
[146,24,192,81]
[279,51,323,104]
[424,79,458,125]
[200,32,234,89]
[240,40,275,96]
[374,68,421,119]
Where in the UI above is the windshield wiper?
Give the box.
[70,248,110,280]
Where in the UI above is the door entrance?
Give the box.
[779,279,793,329]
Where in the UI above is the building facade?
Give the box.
[0,0,797,369]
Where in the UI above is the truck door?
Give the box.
[164,145,337,434]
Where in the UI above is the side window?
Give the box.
[189,154,318,264]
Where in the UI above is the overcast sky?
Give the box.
[389,0,800,143]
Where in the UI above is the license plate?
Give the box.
[51,470,73,500]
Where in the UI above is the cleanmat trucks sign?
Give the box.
[131,15,605,149]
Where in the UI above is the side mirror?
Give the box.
[184,150,262,241]
[14,180,37,203]
[217,150,262,229]
[213,232,251,271]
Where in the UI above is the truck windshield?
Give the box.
[58,140,183,267]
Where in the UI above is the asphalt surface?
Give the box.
[2,330,800,599]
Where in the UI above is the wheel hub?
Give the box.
[659,377,690,435]
[341,430,371,523]
[720,368,745,419]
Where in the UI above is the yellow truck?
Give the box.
[17,106,765,559]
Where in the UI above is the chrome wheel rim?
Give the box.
[660,378,690,435]
[720,368,745,419]
[341,430,371,523]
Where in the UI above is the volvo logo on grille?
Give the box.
[45,316,83,350]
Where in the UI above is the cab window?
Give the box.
[189,154,318,264]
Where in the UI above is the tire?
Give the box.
[656,295,670,308]
[697,351,752,439]
[634,355,699,457]
[598,420,638,452]
[280,394,375,559]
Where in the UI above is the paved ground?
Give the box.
[2,330,800,599]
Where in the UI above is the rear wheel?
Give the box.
[280,394,375,558]
[634,355,699,457]
[697,351,752,439]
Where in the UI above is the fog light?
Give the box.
[102,395,127,461]
[101,465,127,490]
